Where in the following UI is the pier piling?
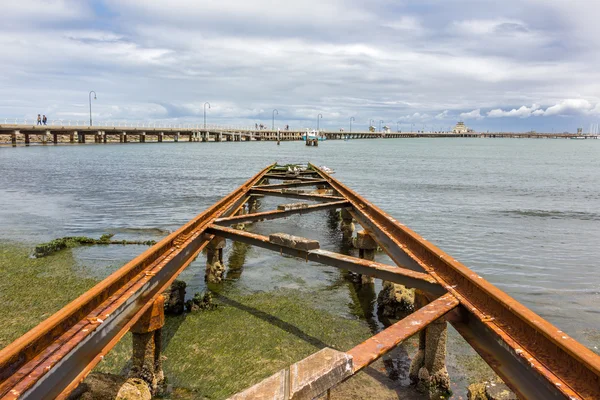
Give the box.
[354,230,377,284]
[129,295,165,394]
[340,208,354,246]
[206,236,226,283]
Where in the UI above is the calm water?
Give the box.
[1,139,599,355]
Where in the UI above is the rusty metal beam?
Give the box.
[263,174,322,181]
[348,293,459,372]
[215,200,349,225]
[309,163,600,400]
[255,179,328,189]
[250,187,344,202]
[0,165,274,400]
[206,225,444,295]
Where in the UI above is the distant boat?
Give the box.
[302,129,326,141]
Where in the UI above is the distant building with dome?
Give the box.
[452,122,472,134]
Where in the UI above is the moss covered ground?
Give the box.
[0,243,99,349]
[97,288,375,399]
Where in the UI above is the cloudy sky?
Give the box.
[1,0,600,132]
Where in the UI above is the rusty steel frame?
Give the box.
[348,293,459,372]
[255,179,327,189]
[0,165,273,400]
[206,225,444,295]
[1,162,599,400]
[215,200,350,225]
[309,163,600,399]
[249,187,344,202]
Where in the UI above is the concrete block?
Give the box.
[228,369,286,400]
[353,230,377,250]
[269,233,320,251]
[289,348,353,399]
[277,203,309,211]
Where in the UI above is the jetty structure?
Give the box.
[0,163,598,399]
[0,123,598,147]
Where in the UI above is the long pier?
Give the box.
[0,163,598,399]
[0,124,597,146]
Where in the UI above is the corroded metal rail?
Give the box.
[0,163,599,399]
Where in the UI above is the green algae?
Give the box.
[0,243,99,349]
[33,234,157,258]
[96,288,373,399]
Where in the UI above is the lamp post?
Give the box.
[89,91,97,126]
[272,109,278,131]
[350,117,355,133]
[317,113,323,131]
[203,102,211,129]
[411,123,415,133]
[379,120,384,132]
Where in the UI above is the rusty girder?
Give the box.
[309,163,600,399]
[1,162,599,400]
[0,165,273,400]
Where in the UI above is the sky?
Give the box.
[1,0,600,132]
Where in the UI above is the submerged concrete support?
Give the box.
[158,132,163,142]
[25,133,31,146]
[206,236,226,283]
[409,291,450,396]
[11,131,17,147]
[353,231,377,284]
[42,131,48,145]
[340,208,354,245]
[163,280,186,315]
[175,132,180,142]
[129,295,165,395]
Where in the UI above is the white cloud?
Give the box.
[488,104,540,118]
[542,99,594,116]
[460,109,484,120]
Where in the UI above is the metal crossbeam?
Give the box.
[206,225,444,295]
[250,187,345,202]
[348,293,459,371]
[215,200,349,225]
[255,179,327,189]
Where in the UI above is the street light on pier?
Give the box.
[350,117,355,133]
[272,109,278,131]
[317,113,323,131]
[89,91,97,127]
[379,120,384,132]
[411,123,415,133]
[203,102,211,130]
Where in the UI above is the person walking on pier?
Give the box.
[42,115,47,125]
[37,114,42,125]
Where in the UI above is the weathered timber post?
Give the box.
[353,231,377,284]
[340,208,354,245]
[11,131,17,147]
[42,131,49,145]
[123,132,128,143]
[129,295,165,395]
[158,132,163,142]
[141,132,146,143]
[174,132,179,142]
[409,291,450,396]
[206,236,226,283]
[25,133,31,146]
[53,132,58,144]
[103,132,107,143]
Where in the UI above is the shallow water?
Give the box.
[1,138,599,356]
